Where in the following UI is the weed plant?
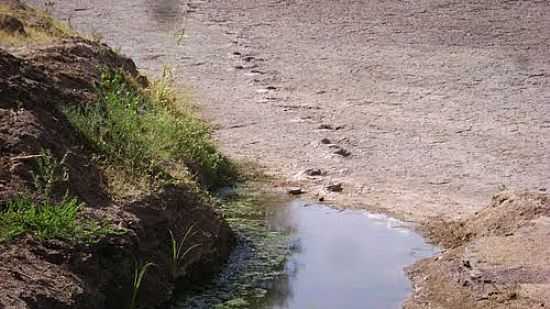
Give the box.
[31,149,69,198]
[129,261,155,309]
[168,226,201,279]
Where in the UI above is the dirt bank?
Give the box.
[407,191,550,309]
[0,3,234,308]
[16,0,550,308]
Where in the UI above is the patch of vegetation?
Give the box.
[0,3,73,47]
[64,69,235,192]
[31,149,69,198]
[0,196,115,243]
[176,187,291,308]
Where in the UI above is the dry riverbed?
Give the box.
[21,0,550,308]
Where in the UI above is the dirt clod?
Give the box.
[332,147,351,157]
[287,187,304,195]
[0,14,25,34]
[304,168,325,177]
[326,183,343,193]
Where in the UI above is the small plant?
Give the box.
[31,149,69,198]
[129,261,155,309]
[168,225,201,278]
[0,196,115,243]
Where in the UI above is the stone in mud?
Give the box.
[288,187,304,195]
[318,124,346,130]
[326,183,343,192]
[318,124,334,130]
[320,137,332,144]
[333,147,351,157]
[304,168,326,176]
[0,14,25,34]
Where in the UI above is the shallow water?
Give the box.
[258,201,437,309]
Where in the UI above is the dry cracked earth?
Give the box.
[25,0,550,308]
[31,0,550,222]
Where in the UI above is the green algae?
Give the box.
[174,186,291,309]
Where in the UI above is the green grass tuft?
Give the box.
[0,197,116,243]
[129,261,155,309]
[64,69,235,190]
[168,226,201,279]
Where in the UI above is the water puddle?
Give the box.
[258,201,437,309]
[175,198,437,308]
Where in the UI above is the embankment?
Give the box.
[1,2,235,308]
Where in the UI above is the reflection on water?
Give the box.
[146,0,185,30]
[259,201,437,309]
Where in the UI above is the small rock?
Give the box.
[320,138,332,144]
[333,147,351,157]
[304,168,326,176]
[318,124,333,130]
[469,270,482,280]
[326,183,343,192]
[318,124,345,130]
[0,14,25,35]
[234,65,244,69]
[287,187,304,195]
[318,196,325,202]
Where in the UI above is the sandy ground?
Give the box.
[29,0,550,223]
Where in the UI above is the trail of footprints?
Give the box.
[228,31,352,198]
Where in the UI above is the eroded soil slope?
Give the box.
[0,3,234,308]
[408,191,550,309]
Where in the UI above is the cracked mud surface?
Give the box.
[32,0,550,222]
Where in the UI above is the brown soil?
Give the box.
[0,4,234,308]
[13,0,550,308]
[407,191,550,309]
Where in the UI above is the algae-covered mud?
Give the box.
[173,188,291,309]
[175,193,437,309]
